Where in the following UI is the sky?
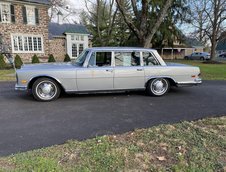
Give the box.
[51,0,87,24]
[67,0,85,9]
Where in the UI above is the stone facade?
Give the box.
[49,37,66,61]
[0,0,49,62]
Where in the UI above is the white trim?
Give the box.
[11,33,44,53]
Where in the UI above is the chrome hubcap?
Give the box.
[36,81,57,100]
[151,79,168,95]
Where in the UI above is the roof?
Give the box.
[49,23,90,39]
[184,37,204,48]
[17,0,50,5]
[216,39,226,51]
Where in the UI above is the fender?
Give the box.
[28,75,66,91]
[145,76,177,87]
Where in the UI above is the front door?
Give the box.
[114,51,145,89]
[76,51,114,91]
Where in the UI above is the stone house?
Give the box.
[0,0,50,62]
[0,0,90,62]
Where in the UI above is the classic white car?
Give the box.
[15,47,202,101]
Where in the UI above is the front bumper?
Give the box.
[15,84,27,91]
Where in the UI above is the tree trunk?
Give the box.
[211,37,217,60]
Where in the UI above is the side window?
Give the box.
[115,52,141,67]
[142,52,160,66]
[88,52,112,67]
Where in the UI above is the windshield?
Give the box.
[73,50,89,66]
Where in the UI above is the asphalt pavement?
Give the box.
[0,81,226,156]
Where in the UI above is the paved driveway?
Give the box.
[0,81,226,156]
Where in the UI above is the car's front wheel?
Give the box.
[200,57,205,61]
[146,78,170,96]
[32,78,61,101]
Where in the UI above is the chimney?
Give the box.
[57,11,63,25]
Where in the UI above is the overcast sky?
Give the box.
[67,0,86,9]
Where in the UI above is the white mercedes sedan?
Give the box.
[15,47,202,101]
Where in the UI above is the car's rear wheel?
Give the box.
[184,56,189,60]
[32,78,61,101]
[146,78,170,96]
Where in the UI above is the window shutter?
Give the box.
[35,8,39,25]
[22,6,27,24]
[0,12,1,22]
[10,5,15,23]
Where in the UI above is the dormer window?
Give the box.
[0,3,15,23]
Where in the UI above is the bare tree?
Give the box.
[189,0,226,59]
[205,0,226,59]
[49,0,66,21]
[49,0,82,23]
[115,0,174,48]
[189,0,210,45]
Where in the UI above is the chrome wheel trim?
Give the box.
[150,78,168,96]
[35,81,57,100]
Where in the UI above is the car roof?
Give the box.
[86,47,156,51]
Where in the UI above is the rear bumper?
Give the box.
[177,78,202,87]
[15,84,27,91]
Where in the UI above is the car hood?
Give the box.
[20,62,78,70]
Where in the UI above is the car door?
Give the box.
[113,51,145,89]
[76,51,114,91]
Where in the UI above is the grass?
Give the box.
[167,60,226,80]
[0,69,15,81]
[0,116,226,172]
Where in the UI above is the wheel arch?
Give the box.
[28,75,65,92]
[145,76,177,87]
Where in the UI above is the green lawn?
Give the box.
[0,69,15,81]
[167,60,226,80]
[0,116,225,172]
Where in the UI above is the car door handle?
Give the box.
[137,69,143,71]
[106,69,113,72]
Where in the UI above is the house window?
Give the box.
[12,35,43,53]
[72,44,77,58]
[79,44,84,54]
[81,36,84,41]
[71,35,74,40]
[22,6,39,25]
[0,3,10,23]
[26,6,35,25]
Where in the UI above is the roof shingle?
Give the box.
[49,23,90,39]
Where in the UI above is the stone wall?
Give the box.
[0,1,49,62]
[49,37,66,62]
